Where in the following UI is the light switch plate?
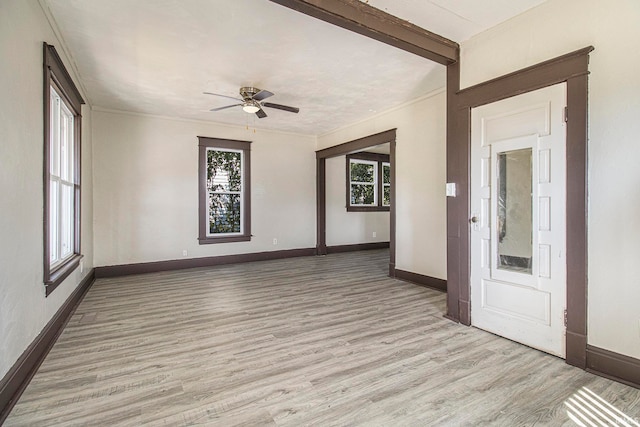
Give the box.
[446,183,457,197]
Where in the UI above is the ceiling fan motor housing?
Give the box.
[240,86,260,100]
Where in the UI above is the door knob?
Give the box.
[470,216,478,224]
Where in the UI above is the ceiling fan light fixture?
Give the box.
[242,100,260,114]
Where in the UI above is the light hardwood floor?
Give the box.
[6,250,640,426]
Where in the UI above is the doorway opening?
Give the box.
[316,129,397,276]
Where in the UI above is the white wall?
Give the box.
[0,0,94,379]
[92,110,317,266]
[461,0,640,359]
[318,90,447,279]
[326,155,390,246]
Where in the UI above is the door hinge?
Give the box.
[564,309,568,327]
[564,106,569,122]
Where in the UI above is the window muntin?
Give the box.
[198,137,251,244]
[206,148,244,236]
[43,43,84,295]
[350,159,378,206]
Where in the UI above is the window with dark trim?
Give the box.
[346,152,391,212]
[43,43,84,296]
[198,137,252,244]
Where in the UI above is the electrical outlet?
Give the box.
[182,249,188,257]
[372,231,377,238]
[273,238,278,245]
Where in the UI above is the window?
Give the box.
[382,162,391,206]
[198,137,251,244]
[43,43,84,295]
[350,159,378,206]
[346,152,391,212]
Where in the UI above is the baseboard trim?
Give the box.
[586,345,640,389]
[394,268,447,293]
[0,269,95,424]
[95,248,317,278]
[326,242,390,254]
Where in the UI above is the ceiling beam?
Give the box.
[268,0,459,65]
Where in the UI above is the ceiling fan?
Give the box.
[204,87,299,118]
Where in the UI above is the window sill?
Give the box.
[198,235,252,245]
[347,206,390,212]
[45,253,82,296]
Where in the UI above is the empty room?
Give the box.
[1,0,639,425]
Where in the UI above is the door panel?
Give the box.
[470,83,567,357]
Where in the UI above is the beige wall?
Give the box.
[461,0,640,359]
[0,0,94,379]
[92,110,317,266]
[318,90,447,279]
[326,155,390,246]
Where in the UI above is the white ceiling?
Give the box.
[43,0,547,135]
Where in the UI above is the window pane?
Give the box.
[383,185,391,206]
[351,184,375,205]
[49,179,59,264]
[383,163,391,184]
[50,89,60,177]
[60,105,74,182]
[207,150,242,192]
[60,183,74,259]
[209,193,241,234]
[497,148,533,274]
[350,162,375,183]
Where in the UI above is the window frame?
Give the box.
[346,152,391,212]
[43,43,84,296]
[198,137,252,244]
[349,158,378,207]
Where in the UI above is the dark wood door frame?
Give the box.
[446,47,594,368]
[316,129,397,276]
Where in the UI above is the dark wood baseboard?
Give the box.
[95,248,317,278]
[326,242,390,254]
[393,268,447,292]
[0,270,95,424]
[586,345,640,389]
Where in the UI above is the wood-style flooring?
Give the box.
[6,250,640,426]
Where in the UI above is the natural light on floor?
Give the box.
[565,387,640,427]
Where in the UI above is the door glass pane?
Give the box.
[497,148,533,274]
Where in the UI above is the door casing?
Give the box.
[446,47,593,368]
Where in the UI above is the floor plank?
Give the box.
[5,250,640,426]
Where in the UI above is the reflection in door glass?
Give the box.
[497,148,533,274]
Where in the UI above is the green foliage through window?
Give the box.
[207,149,242,234]
[382,162,391,206]
[350,159,377,206]
[351,184,375,205]
[350,162,375,183]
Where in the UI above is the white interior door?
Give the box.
[470,83,567,357]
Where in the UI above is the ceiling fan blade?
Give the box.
[253,90,274,101]
[255,108,267,119]
[210,103,241,112]
[203,91,242,102]
[262,102,300,114]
